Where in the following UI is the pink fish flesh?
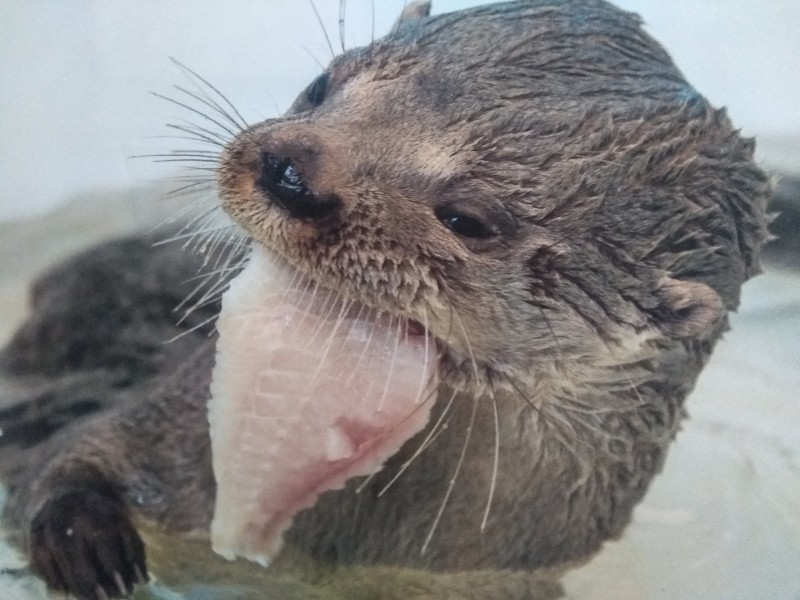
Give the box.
[208,248,438,565]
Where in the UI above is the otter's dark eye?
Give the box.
[435,209,494,239]
[306,72,330,107]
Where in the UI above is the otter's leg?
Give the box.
[5,339,216,600]
[0,234,230,599]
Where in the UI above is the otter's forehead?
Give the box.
[329,0,691,114]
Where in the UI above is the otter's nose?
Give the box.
[256,151,340,221]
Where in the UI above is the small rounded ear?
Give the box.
[395,0,432,27]
[656,277,724,338]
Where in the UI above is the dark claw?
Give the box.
[29,488,149,599]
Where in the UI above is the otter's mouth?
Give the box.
[208,247,438,565]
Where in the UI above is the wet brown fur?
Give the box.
[0,1,769,598]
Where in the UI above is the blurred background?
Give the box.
[1,2,798,599]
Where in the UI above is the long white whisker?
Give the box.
[307,297,352,386]
[454,312,480,383]
[169,57,249,130]
[421,390,479,555]
[344,307,380,386]
[377,317,403,412]
[338,0,347,53]
[378,386,456,497]
[305,292,349,349]
[151,92,238,138]
[481,390,500,532]
[308,0,336,59]
[163,312,218,344]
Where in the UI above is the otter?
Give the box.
[0,1,769,599]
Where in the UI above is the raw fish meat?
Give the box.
[208,248,438,565]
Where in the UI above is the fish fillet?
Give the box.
[208,248,437,565]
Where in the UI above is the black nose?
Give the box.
[256,152,340,221]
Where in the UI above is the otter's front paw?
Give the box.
[29,488,148,599]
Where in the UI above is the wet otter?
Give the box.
[0,1,769,599]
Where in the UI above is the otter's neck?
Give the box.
[289,339,707,572]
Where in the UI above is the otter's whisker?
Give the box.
[337,300,370,356]
[177,275,231,325]
[165,123,228,147]
[282,275,317,323]
[152,92,238,139]
[306,288,344,348]
[158,225,229,247]
[163,174,216,187]
[289,278,322,328]
[377,317,404,413]
[150,158,220,166]
[150,195,215,233]
[173,274,219,316]
[175,278,229,325]
[165,187,216,206]
[421,390,479,555]
[370,0,375,43]
[414,308,431,406]
[170,58,249,130]
[199,227,229,267]
[276,266,309,311]
[164,312,219,345]
[211,233,247,272]
[190,221,229,256]
[356,471,378,494]
[379,386,457,497]
[172,83,246,134]
[175,241,245,322]
[263,90,283,117]
[302,47,326,73]
[454,312,480,384]
[421,399,458,452]
[173,165,217,173]
[134,151,220,161]
[344,309,380,386]
[198,222,235,260]
[305,292,349,349]
[481,390,501,532]
[149,132,226,149]
[153,212,219,246]
[308,0,336,59]
[181,264,241,285]
[338,0,347,53]
[308,296,352,387]
[171,119,230,147]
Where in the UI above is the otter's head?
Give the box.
[217,0,770,392]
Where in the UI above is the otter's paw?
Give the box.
[29,488,148,599]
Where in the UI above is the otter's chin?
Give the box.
[208,246,438,566]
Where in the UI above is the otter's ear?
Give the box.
[395,0,432,26]
[655,278,724,338]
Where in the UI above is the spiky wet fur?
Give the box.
[0,1,769,598]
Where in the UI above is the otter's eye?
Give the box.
[435,209,494,239]
[306,72,330,107]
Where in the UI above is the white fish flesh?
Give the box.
[208,248,438,565]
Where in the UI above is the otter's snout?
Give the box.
[257,151,341,222]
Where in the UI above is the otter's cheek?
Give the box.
[207,247,438,566]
